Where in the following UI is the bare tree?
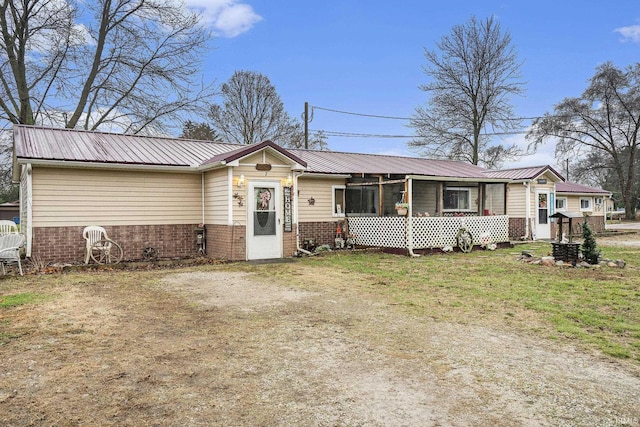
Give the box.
[209,70,327,149]
[285,129,328,150]
[528,62,640,219]
[410,16,524,168]
[0,0,213,134]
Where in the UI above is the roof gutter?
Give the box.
[556,191,612,197]
[297,172,352,179]
[16,158,201,173]
[406,174,510,183]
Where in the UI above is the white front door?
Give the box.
[247,182,282,260]
[536,191,551,239]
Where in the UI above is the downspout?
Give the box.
[201,173,205,225]
[407,176,419,257]
[524,181,530,239]
[294,171,313,256]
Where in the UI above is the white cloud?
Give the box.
[614,24,640,43]
[185,0,262,38]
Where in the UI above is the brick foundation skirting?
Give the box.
[299,221,343,247]
[206,224,246,261]
[509,218,527,240]
[33,222,300,263]
[32,224,200,263]
[206,223,297,261]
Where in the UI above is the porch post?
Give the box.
[378,175,383,217]
[437,182,444,216]
[478,183,485,215]
[407,177,417,256]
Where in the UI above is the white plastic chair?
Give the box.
[83,226,123,264]
[0,220,18,235]
[0,233,25,275]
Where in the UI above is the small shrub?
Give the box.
[581,219,600,264]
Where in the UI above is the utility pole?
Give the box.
[304,102,309,149]
[566,159,569,182]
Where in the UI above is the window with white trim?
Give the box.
[580,197,592,211]
[332,185,346,217]
[444,187,471,211]
[594,197,603,206]
[555,197,567,211]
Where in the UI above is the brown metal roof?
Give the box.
[483,165,564,181]
[556,182,611,195]
[14,125,242,167]
[21,126,609,186]
[14,125,494,179]
[291,148,491,178]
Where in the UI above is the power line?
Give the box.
[311,104,556,122]
[311,129,529,138]
[307,104,571,141]
[311,105,409,120]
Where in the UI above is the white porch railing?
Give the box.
[347,215,510,250]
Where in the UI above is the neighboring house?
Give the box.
[555,181,611,235]
[12,125,610,263]
[484,167,611,240]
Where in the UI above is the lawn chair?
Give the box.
[0,220,18,235]
[0,233,25,275]
[83,226,123,264]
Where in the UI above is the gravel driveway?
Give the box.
[158,269,640,426]
[1,265,639,426]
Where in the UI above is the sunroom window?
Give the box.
[444,187,471,211]
[345,186,379,216]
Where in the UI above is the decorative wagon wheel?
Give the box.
[90,239,123,264]
[456,228,474,253]
[142,246,158,261]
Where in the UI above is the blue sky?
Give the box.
[192,1,640,171]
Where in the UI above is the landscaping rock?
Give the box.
[540,257,555,266]
[606,260,626,268]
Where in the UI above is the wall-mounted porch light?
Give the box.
[237,174,245,188]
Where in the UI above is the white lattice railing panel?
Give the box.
[347,217,406,248]
[410,215,509,249]
[347,215,509,250]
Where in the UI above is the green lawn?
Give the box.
[298,242,640,361]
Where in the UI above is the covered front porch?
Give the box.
[343,174,511,253]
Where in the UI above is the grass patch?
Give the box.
[0,292,45,308]
[296,243,640,362]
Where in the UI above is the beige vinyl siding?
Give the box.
[412,181,437,216]
[298,177,346,222]
[32,167,201,227]
[204,168,229,225]
[241,150,291,167]
[506,183,527,217]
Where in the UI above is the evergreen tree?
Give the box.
[581,219,600,264]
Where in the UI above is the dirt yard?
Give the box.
[1,261,640,426]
